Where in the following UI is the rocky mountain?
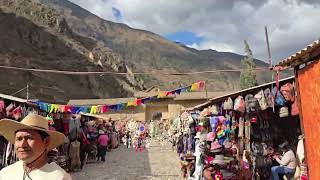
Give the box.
[38,0,276,89]
[0,0,145,102]
[0,0,286,102]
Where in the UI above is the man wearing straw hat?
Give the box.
[0,114,72,180]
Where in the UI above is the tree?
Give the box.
[240,40,257,89]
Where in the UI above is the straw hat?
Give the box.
[0,114,66,151]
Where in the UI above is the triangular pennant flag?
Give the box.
[97,105,102,114]
[165,91,173,96]
[53,104,59,113]
[141,97,151,104]
[109,105,117,111]
[71,106,81,114]
[198,81,205,90]
[173,89,182,95]
[181,87,190,93]
[46,104,51,112]
[127,101,136,107]
[64,106,72,113]
[90,106,98,114]
[49,104,54,113]
[135,99,142,105]
[190,83,199,91]
[101,105,109,113]
[157,91,167,98]
[116,104,125,111]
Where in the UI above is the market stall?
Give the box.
[171,76,305,180]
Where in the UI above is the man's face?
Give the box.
[14,129,49,163]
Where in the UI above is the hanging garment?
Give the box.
[296,138,305,165]
[69,140,81,170]
[12,106,22,120]
[193,140,203,180]
[244,120,251,152]
[255,90,268,110]
[183,135,188,153]
[234,96,246,113]
[69,118,81,141]
[5,103,14,118]
[264,88,274,108]
[187,135,193,152]
[238,117,244,138]
[291,97,299,116]
[0,100,4,112]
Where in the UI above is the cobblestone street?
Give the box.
[71,140,181,180]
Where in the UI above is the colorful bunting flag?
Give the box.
[135,99,142,105]
[34,81,204,114]
[127,101,136,107]
[157,91,167,98]
[101,105,109,113]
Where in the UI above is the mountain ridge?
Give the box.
[0,0,288,103]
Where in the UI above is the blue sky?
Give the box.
[165,31,204,46]
[70,0,320,62]
[112,7,122,22]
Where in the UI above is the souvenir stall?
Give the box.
[173,106,241,179]
[173,76,304,180]
[275,39,320,180]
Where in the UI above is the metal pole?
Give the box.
[205,80,208,101]
[27,83,29,100]
[265,26,272,68]
[265,26,275,112]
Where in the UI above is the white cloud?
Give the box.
[69,0,320,62]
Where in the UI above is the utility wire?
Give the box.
[10,86,28,96]
[0,65,270,76]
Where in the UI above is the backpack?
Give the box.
[272,87,286,106]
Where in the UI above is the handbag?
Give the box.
[254,90,268,110]
[223,97,234,110]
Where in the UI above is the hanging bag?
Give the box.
[234,96,246,113]
[223,97,233,110]
[245,94,258,113]
[280,83,295,102]
[208,105,219,115]
[264,88,274,108]
[254,90,268,110]
[272,87,286,106]
[291,97,299,116]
